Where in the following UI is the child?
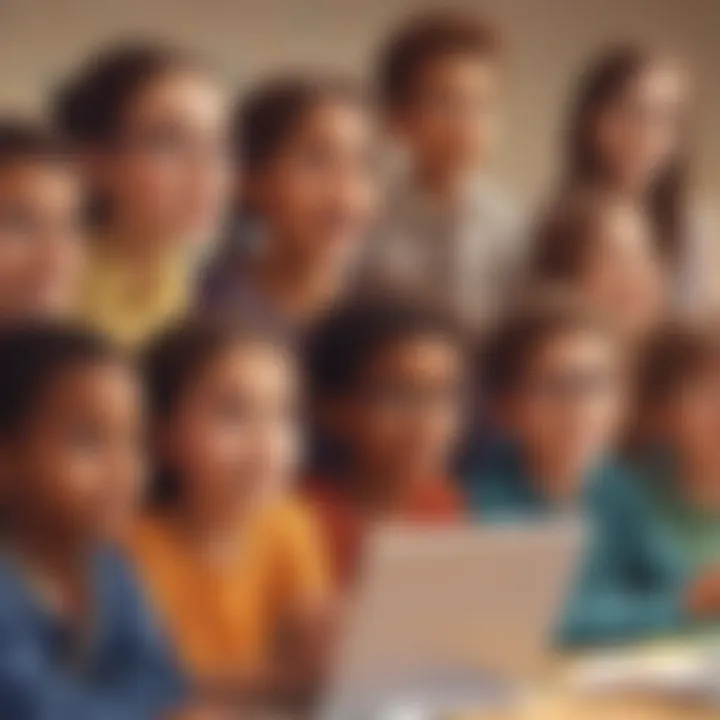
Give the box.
[0,121,85,322]
[127,321,331,708]
[531,189,669,344]
[630,323,720,622]
[0,324,188,719]
[363,10,522,329]
[199,76,376,339]
[56,42,231,349]
[471,292,694,646]
[305,299,466,588]
[564,46,715,313]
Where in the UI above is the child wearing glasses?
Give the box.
[471,292,691,647]
[56,43,231,348]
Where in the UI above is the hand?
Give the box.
[685,570,720,618]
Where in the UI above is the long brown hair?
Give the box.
[565,45,689,264]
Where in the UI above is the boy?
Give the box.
[0,324,189,719]
[471,292,696,646]
[0,121,85,322]
[305,299,466,588]
[362,10,522,330]
[631,323,720,622]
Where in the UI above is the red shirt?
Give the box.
[305,477,464,590]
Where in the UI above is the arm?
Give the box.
[559,474,690,647]
[559,542,688,648]
[264,502,335,708]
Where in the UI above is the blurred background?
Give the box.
[0,0,718,205]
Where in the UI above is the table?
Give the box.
[473,688,715,719]
[469,643,718,720]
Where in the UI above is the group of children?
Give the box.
[0,7,718,719]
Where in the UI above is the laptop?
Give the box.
[321,520,584,720]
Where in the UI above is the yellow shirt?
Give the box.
[126,499,330,681]
[77,246,192,350]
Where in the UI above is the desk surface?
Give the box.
[470,644,718,720]
[476,696,714,719]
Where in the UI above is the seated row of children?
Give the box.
[0,292,718,717]
[0,11,713,347]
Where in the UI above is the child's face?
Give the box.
[660,366,720,472]
[394,54,500,183]
[251,100,376,269]
[7,361,144,544]
[95,70,231,248]
[163,344,300,515]
[344,335,464,485]
[505,331,625,482]
[580,203,667,341]
[595,62,687,189]
[0,162,85,321]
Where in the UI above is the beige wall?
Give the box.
[0,0,718,205]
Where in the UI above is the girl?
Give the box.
[199,76,376,339]
[0,324,189,719]
[56,43,231,349]
[531,188,669,345]
[564,45,715,314]
[127,321,332,709]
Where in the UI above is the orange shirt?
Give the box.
[306,478,464,589]
[126,498,329,681]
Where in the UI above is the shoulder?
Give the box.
[413,479,465,520]
[126,515,173,550]
[124,516,181,578]
[475,177,519,222]
[467,441,531,516]
[302,481,361,554]
[588,460,656,520]
[256,497,331,584]
[0,557,32,626]
[474,177,526,238]
[93,545,150,600]
[260,496,324,545]
[471,471,528,519]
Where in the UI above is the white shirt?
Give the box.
[360,174,526,331]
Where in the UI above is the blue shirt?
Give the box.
[0,547,186,720]
[468,441,691,647]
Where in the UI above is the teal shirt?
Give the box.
[633,452,720,571]
[468,442,690,647]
